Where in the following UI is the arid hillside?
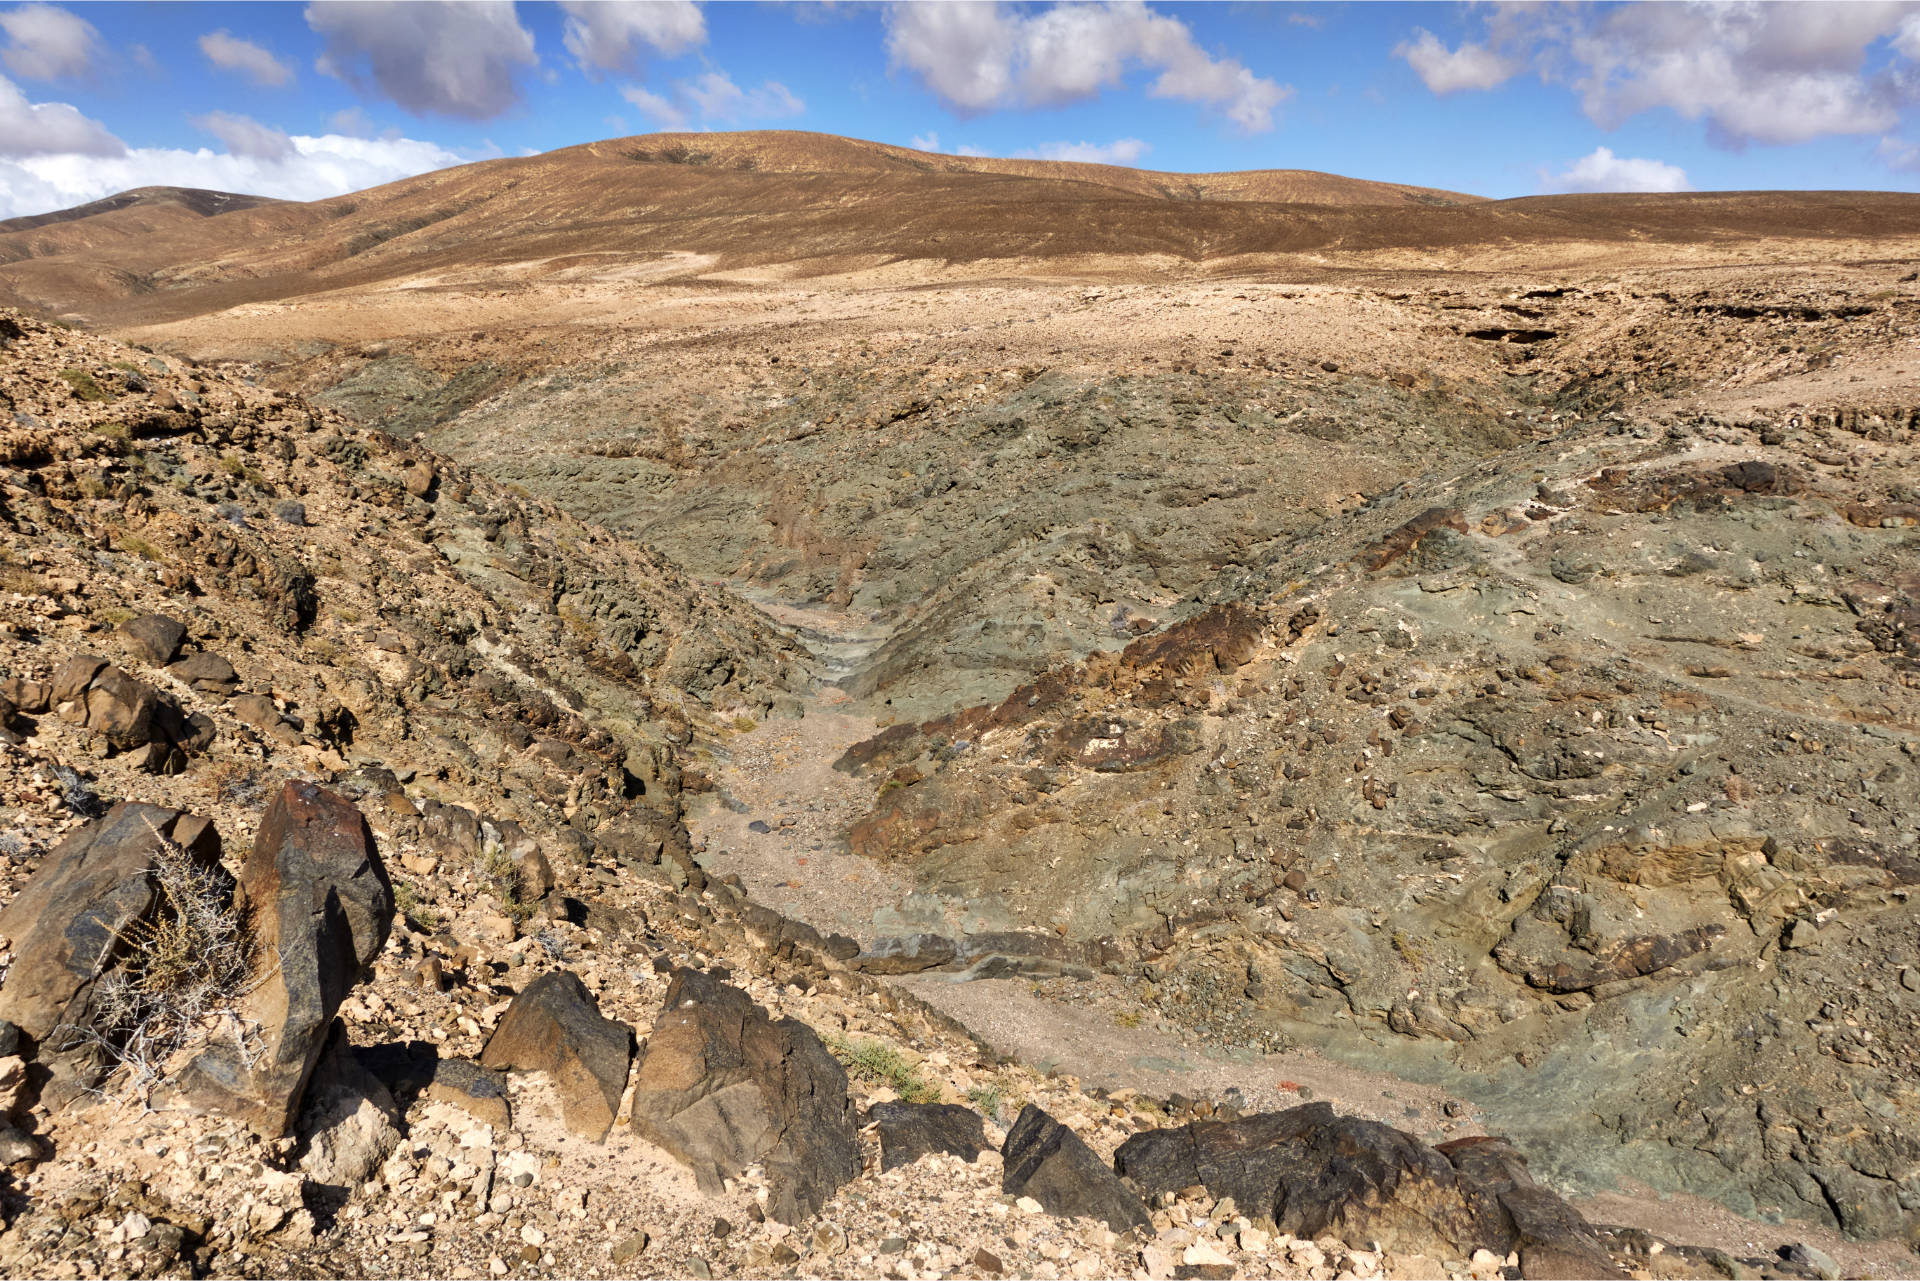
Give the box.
[2,133,1918,1275]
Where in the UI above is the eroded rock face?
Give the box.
[0,803,222,1099]
[1115,1105,1623,1276]
[628,967,856,1224]
[479,970,629,1141]
[1002,1104,1151,1233]
[172,781,392,1136]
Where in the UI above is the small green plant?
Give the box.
[966,1081,1007,1121]
[479,842,537,925]
[117,535,163,563]
[392,879,441,932]
[88,421,131,442]
[57,367,113,402]
[1115,1009,1143,1029]
[732,715,758,733]
[827,1034,941,1103]
[217,454,246,477]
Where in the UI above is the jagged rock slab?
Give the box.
[628,967,856,1224]
[172,781,392,1136]
[870,1101,987,1171]
[480,970,629,1141]
[1002,1103,1151,1233]
[0,803,222,1101]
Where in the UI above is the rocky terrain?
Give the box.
[0,132,1917,1279]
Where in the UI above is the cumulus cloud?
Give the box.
[910,130,940,152]
[1393,29,1517,94]
[620,84,686,130]
[621,70,803,129]
[1023,138,1149,165]
[199,30,294,87]
[885,1,1291,132]
[1412,2,1920,149]
[0,3,100,80]
[192,111,296,162]
[1543,145,1691,194]
[0,129,469,219]
[559,1,704,74]
[0,72,119,156]
[307,0,537,120]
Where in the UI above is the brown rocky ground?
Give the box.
[0,134,1917,1277]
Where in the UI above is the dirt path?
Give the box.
[689,602,1911,1278]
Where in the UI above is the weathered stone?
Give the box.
[298,1027,402,1189]
[426,1058,512,1131]
[0,803,223,1100]
[1,677,49,714]
[628,967,857,1224]
[1116,1106,1623,1273]
[1002,1103,1151,1232]
[172,781,392,1136]
[870,1100,987,1171]
[849,933,958,974]
[480,970,629,1141]
[166,651,238,693]
[119,613,186,667]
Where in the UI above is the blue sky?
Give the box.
[4,1,1920,217]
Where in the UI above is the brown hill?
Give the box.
[8,129,1920,328]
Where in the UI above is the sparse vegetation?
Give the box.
[57,367,113,402]
[965,1080,1008,1122]
[392,878,441,933]
[61,828,252,1088]
[827,1033,941,1103]
[479,840,537,924]
[116,534,164,563]
[732,714,758,733]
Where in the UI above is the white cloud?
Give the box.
[1418,2,1920,149]
[1542,145,1690,194]
[622,71,803,129]
[0,130,470,218]
[1023,138,1149,165]
[0,72,119,156]
[559,1,704,74]
[620,84,686,130]
[1393,29,1517,94]
[199,30,294,87]
[884,0,1291,132]
[329,106,376,137]
[306,0,537,120]
[192,111,296,162]
[910,130,940,152]
[0,3,99,80]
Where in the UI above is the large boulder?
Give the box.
[1002,1104,1151,1233]
[1114,1104,1625,1276]
[0,803,222,1102]
[479,970,629,1141]
[119,613,186,667]
[171,782,392,1136]
[628,967,857,1224]
[49,653,207,771]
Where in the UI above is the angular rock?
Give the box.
[172,782,392,1136]
[480,970,629,1141]
[628,967,857,1224]
[1115,1104,1623,1273]
[119,613,186,667]
[299,1027,402,1189]
[0,803,223,1100]
[871,1100,987,1171]
[1002,1103,1151,1232]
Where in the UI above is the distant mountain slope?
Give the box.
[5,129,1920,326]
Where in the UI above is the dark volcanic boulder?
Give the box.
[1114,1104,1626,1275]
[849,933,958,973]
[480,970,629,1141]
[0,803,222,1100]
[870,1101,987,1171]
[172,782,392,1136]
[1002,1104,1151,1233]
[628,967,856,1224]
[119,613,186,667]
